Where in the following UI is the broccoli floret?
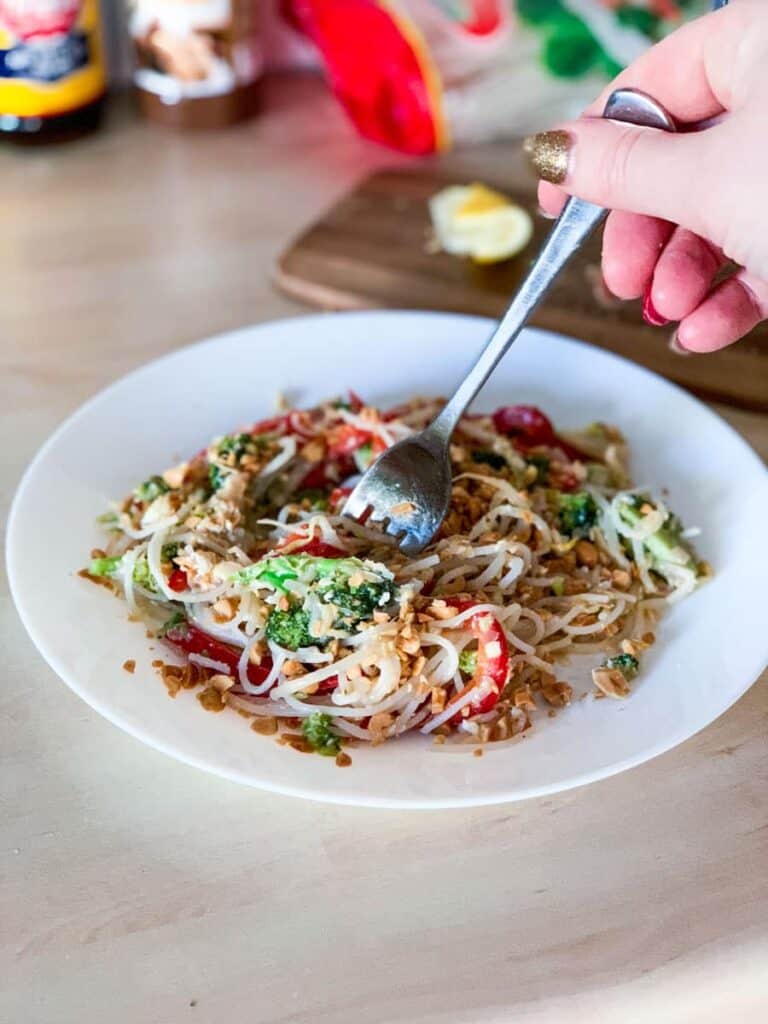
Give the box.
[526,454,550,481]
[322,579,395,626]
[292,488,329,510]
[354,442,375,472]
[603,653,639,681]
[161,542,179,563]
[558,491,598,536]
[302,712,341,757]
[132,554,158,593]
[88,555,121,576]
[208,463,225,494]
[216,433,253,461]
[266,606,315,650]
[235,554,392,593]
[97,511,120,529]
[159,611,186,637]
[471,450,506,470]
[234,554,323,591]
[458,649,478,676]
[618,496,698,572]
[236,555,396,632]
[134,476,169,503]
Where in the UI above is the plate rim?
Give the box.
[7,310,768,808]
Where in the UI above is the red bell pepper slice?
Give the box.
[287,410,319,439]
[328,486,353,511]
[167,568,189,593]
[250,414,289,436]
[165,620,273,688]
[327,423,372,458]
[297,463,332,489]
[444,600,510,722]
[347,389,364,413]
[298,452,356,490]
[274,533,347,558]
[492,405,588,462]
[165,620,339,695]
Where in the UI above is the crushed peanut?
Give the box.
[391,501,415,517]
[541,681,572,707]
[250,716,278,735]
[591,667,630,699]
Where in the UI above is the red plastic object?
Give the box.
[284,0,445,154]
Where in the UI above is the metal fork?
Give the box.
[343,87,676,555]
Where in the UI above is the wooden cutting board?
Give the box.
[275,169,767,412]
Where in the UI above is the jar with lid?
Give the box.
[0,0,106,142]
[128,0,262,129]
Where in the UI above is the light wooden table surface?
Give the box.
[2,77,767,1024]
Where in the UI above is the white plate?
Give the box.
[8,312,768,808]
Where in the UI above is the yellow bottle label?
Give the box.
[0,0,105,118]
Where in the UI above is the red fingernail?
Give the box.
[642,285,669,327]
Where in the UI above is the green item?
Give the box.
[88,556,121,576]
[266,607,315,651]
[134,476,169,503]
[217,433,253,461]
[132,554,157,593]
[602,653,640,680]
[302,712,342,756]
[471,450,507,470]
[618,496,698,573]
[517,0,702,81]
[293,488,329,510]
[458,649,478,676]
[526,454,550,482]
[322,579,395,626]
[159,611,186,637]
[161,542,179,562]
[558,492,598,536]
[208,463,225,493]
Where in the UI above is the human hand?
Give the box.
[523,0,768,353]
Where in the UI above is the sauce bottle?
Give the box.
[128,0,262,130]
[0,0,106,141]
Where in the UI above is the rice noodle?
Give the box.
[89,392,705,751]
[270,645,373,698]
[119,544,140,616]
[261,435,297,477]
[421,688,476,734]
[279,683,414,719]
[188,653,231,675]
[119,516,179,540]
[242,643,286,696]
[420,632,460,685]
[226,693,300,717]
[189,605,249,647]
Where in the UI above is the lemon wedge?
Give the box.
[428,183,533,264]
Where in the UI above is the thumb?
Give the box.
[524,119,715,231]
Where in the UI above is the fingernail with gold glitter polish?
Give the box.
[523,130,573,185]
[669,331,691,357]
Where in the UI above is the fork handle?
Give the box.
[429,87,676,445]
